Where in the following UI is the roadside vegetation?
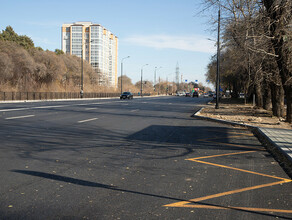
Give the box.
[0,26,210,96]
[204,0,292,123]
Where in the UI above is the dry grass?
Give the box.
[198,98,292,129]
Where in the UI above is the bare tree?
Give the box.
[262,0,292,122]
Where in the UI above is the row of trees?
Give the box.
[0,26,115,93]
[204,0,292,123]
[118,75,210,94]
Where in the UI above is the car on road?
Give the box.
[176,92,185,96]
[120,92,133,99]
[192,91,199,97]
[239,93,245,98]
[203,93,210,98]
[185,92,191,97]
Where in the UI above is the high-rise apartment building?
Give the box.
[61,22,118,88]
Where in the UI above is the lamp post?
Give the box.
[154,66,162,92]
[215,2,221,109]
[81,39,94,98]
[121,56,130,94]
[140,64,148,97]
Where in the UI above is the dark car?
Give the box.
[192,91,199,97]
[120,92,133,99]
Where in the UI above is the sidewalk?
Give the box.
[194,99,292,175]
[257,127,292,164]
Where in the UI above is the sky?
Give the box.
[0,0,217,87]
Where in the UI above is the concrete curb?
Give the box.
[193,109,292,177]
[193,109,254,129]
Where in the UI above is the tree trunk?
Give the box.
[284,85,292,122]
[263,0,292,123]
[255,83,263,108]
[263,84,272,110]
[270,82,285,117]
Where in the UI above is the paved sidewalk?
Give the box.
[258,127,292,163]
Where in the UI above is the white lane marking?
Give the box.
[85,108,98,110]
[0,100,127,112]
[78,118,98,123]
[34,105,68,109]
[5,115,35,120]
[0,108,30,112]
[130,109,139,112]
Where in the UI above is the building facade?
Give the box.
[61,22,118,88]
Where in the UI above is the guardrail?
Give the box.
[0,92,151,101]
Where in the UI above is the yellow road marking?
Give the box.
[188,151,256,160]
[165,132,292,214]
[188,159,290,181]
[165,180,289,207]
[166,204,292,213]
[165,180,292,214]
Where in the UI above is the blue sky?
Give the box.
[0,0,216,87]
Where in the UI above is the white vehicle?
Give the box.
[239,93,245,98]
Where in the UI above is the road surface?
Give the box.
[0,96,291,219]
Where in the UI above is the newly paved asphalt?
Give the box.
[0,96,291,219]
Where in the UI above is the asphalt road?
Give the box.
[0,96,291,220]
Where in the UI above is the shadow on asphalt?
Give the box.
[0,122,263,162]
[11,169,292,220]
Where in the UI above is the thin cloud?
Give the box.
[22,21,61,28]
[123,34,216,54]
[30,36,56,46]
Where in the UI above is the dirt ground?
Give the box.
[197,98,292,130]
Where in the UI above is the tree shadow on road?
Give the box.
[10,169,292,220]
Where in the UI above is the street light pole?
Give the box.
[154,66,162,92]
[81,48,84,98]
[121,56,130,94]
[215,4,221,109]
[154,67,157,89]
[80,39,94,98]
[140,64,148,97]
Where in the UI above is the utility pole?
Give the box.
[140,64,148,97]
[175,62,179,90]
[215,4,221,109]
[121,56,130,94]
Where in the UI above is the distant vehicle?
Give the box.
[120,92,133,99]
[193,91,199,97]
[213,93,222,99]
[208,91,214,97]
[176,92,185,96]
[185,92,191,97]
[239,93,245,98]
[203,93,210,98]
